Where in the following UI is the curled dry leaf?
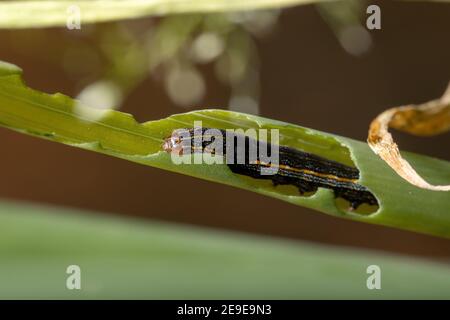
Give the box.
[368,84,450,191]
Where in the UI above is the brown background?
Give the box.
[0,1,449,260]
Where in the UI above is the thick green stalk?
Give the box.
[0,201,450,299]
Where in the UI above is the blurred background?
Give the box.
[0,0,449,261]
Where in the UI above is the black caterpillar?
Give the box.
[163,128,378,210]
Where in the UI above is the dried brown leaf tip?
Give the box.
[368,84,450,191]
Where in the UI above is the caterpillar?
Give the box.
[163,128,378,210]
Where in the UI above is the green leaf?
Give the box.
[1,200,450,299]
[0,0,326,29]
[1,0,449,29]
[0,61,449,238]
